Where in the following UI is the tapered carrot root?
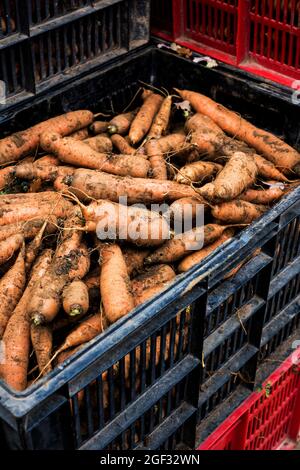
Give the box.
[0,249,53,391]
[148,96,172,139]
[212,200,267,224]
[0,110,93,165]
[199,152,258,202]
[0,217,58,243]
[100,244,135,324]
[111,135,136,155]
[146,139,168,180]
[0,233,24,266]
[57,313,103,353]
[254,155,289,182]
[108,111,137,135]
[84,135,113,153]
[176,161,223,184]
[82,199,170,247]
[134,284,172,306]
[122,247,150,277]
[129,93,164,144]
[63,280,89,317]
[176,89,300,175]
[40,132,150,178]
[25,221,47,271]
[0,243,26,339]
[132,265,176,298]
[67,169,198,204]
[240,184,285,205]
[14,162,74,182]
[178,230,234,272]
[0,166,14,190]
[145,224,232,264]
[90,121,109,135]
[31,324,53,375]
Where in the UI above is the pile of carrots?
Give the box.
[0,86,299,394]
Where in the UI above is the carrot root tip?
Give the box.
[69,306,83,317]
[31,313,44,326]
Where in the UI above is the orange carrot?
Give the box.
[14,162,74,181]
[34,155,60,166]
[176,161,223,184]
[56,312,103,353]
[68,128,89,141]
[111,134,136,155]
[212,200,267,224]
[0,166,14,190]
[0,233,24,266]
[25,221,47,271]
[90,121,109,135]
[0,216,58,243]
[31,324,53,375]
[108,111,137,135]
[148,96,172,139]
[176,89,300,175]
[100,244,135,324]
[0,110,93,165]
[122,247,150,277]
[40,132,150,178]
[129,93,164,144]
[199,152,258,202]
[84,135,113,153]
[67,169,198,204]
[82,199,170,247]
[168,196,208,221]
[240,183,285,205]
[132,265,176,297]
[178,229,235,272]
[0,249,53,390]
[62,280,89,317]
[0,243,25,338]
[145,224,233,264]
[146,139,168,180]
[254,155,289,182]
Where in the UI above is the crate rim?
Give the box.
[198,346,300,450]
[0,181,299,417]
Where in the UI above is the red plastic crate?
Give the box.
[151,0,300,87]
[198,347,300,450]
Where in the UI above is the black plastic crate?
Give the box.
[0,47,300,450]
[0,0,150,105]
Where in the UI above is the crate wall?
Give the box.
[151,0,300,87]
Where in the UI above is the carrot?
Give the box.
[176,89,300,175]
[100,244,135,324]
[40,132,150,178]
[199,152,258,202]
[108,111,137,135]
[0,166,14,190]
[132,265,176,298]
[134,284,170,306]
[178,229,235,272]
[90,121,109,135]
[0,195,72,226]
[31,324,53,375]
[67,169,198,204]
[0,243,25,338]
[82,199,170,247]
[27,208,87,326]
[253,155,289,182]
[240,183,285,205]
[63,280,89,317]
[56,312,103,353]
[176,161,223,184]
[68,128,89,141]
[185,113,226,157]
[0,233,24,265]
[212,200,267,224]
[146,139,168,180]
[111,134,136,155]
[34,155,60,166]
[129,93,164,144]
[168,196,208,221]
[25,220,47,271]
[148,96,172,139]
[145,224,233,264]
[0,249,53,390]
[0,110,93,165]
[66,242,91,280]
[14,162,74,181]
[84,135,113,153]
[122,247,150,277]
[54,175,70,192]
[0,216,58,243]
